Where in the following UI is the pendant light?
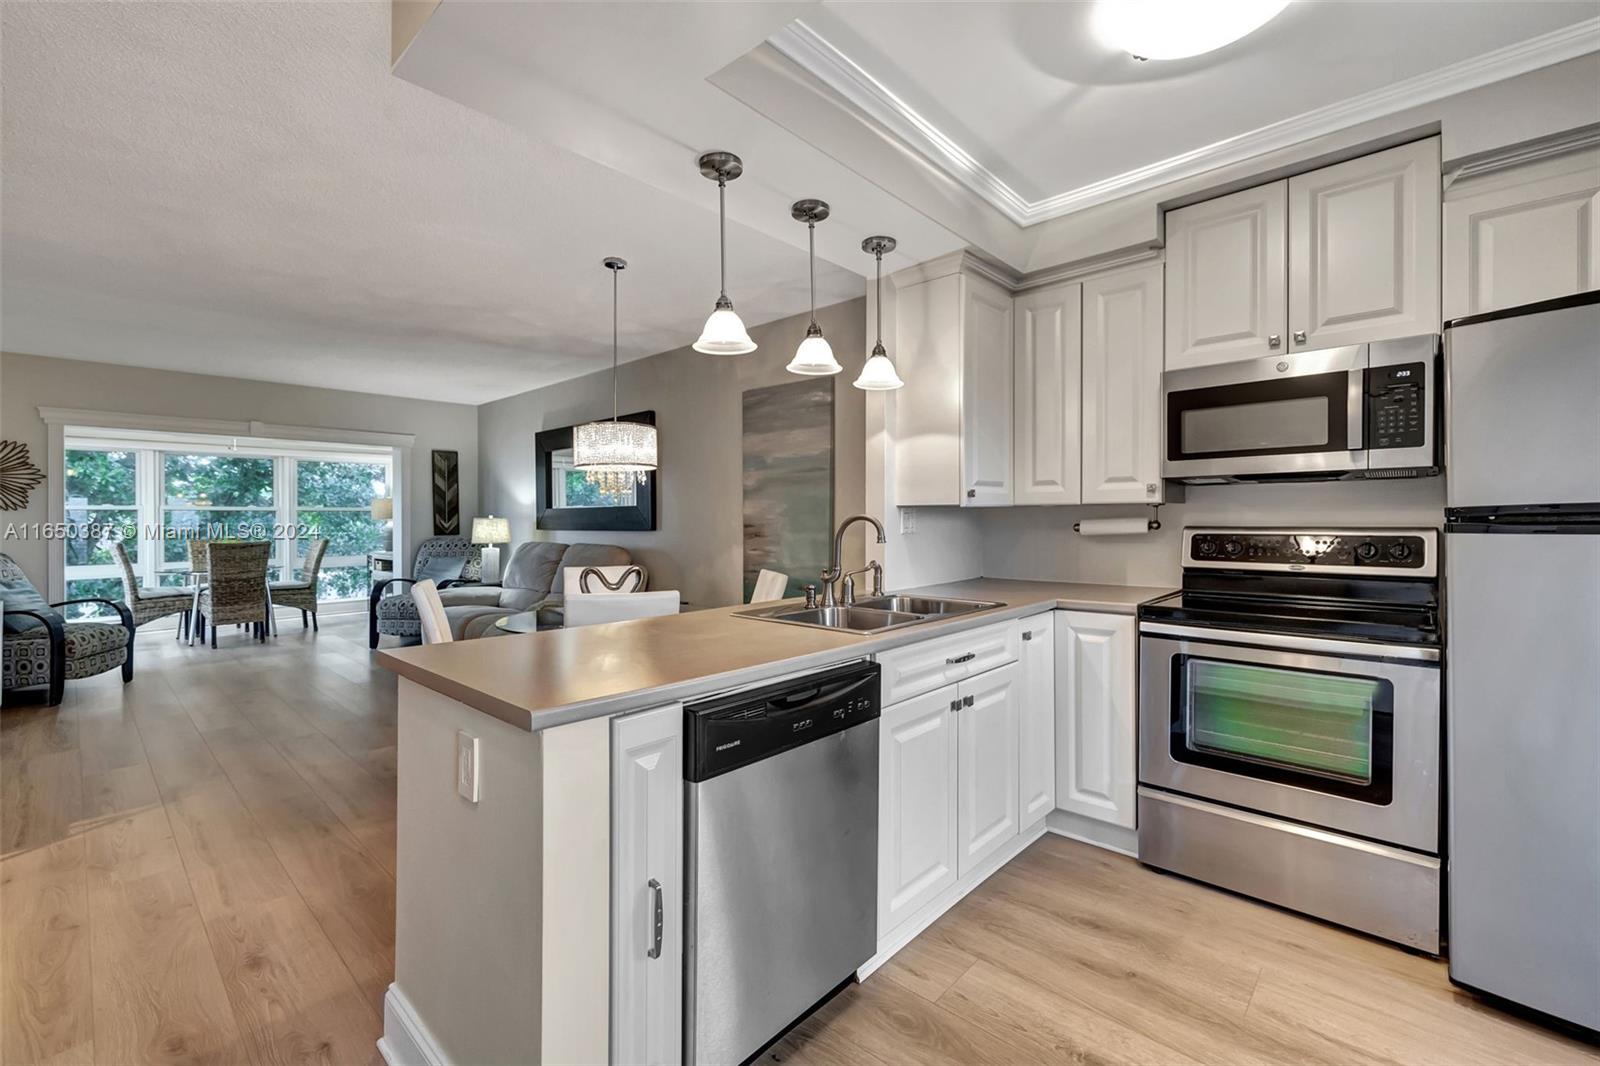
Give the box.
[785,199,843,376]
[854,235,904,391]
[692,151,757,355]
[573,257,658,499]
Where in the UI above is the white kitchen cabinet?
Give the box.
[1081,262,1165,505]
[1443,150,1600,321]
[893,265,1013,506]
[1016,614,1055,829]
[875,619,1020,707]
[956,662,1021,877]
[1013,282,1083,505]
[1165,181,1289,369]
[1288,138,1441,351]
[878,685,960,934]
[610,704,683,1066]
[1055,611,1137,830]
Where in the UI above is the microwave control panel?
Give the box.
[1366,362,1426,450]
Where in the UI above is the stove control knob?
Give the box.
[1194,536,1217,557]
[1223,538,1244,558]
[1355,541,1380,561]
[1388,541,1413,562]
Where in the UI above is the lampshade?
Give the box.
[370,498,393,521]
[572,419,658,473]
[471,515,511,545]
[693,305,757,356]
[854,347,905,391]
[786,330,842,376]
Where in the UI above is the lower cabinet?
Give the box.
[1055,611,1137,829]
[1017,614,1056,828]
[956,662,1021,877]
[878,686,960,933]
[610,703,683,1066]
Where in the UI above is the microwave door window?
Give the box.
[1181,396,1330,456]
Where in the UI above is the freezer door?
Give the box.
[1446,299,1600,509]
[1447,530,1600,1028]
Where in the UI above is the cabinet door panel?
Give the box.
[1055,612,1136,829]
[1082,263,1164,504]
[1444,156,1600,320]
[893,274,964,505]
[957,663,1021,877]
[611,704,683,1066]
[1017,615,1056,828]
[962,275,1015,506]
[1166,182,1289,369]
[1013,283,1082,505]
[879,687,959,933]
[1289,138,1441,349]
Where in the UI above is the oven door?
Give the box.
[1138,625,1439,852]
[1163,346,1366,481]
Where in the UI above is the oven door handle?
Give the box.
[1138,622,1439,663]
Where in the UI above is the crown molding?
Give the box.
[1443,122,1600,188]
[37,407,414,449]
[770,16,1600,229]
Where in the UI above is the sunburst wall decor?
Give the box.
[0,440,45,510]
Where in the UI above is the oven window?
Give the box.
[1180,396,1330,455]
[1170,656,1393,804]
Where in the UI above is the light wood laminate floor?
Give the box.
[4,616,1595,1065]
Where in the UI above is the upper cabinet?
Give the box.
[1165,138,1442,369]
[1287,138,1441,350]
[1165,182,1288,369]
[1443,149,1600,321]
[1082,263,1165,505]
[1012,282,1083,505]
[893,266,1013,507]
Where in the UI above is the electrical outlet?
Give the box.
[456,730,480,803]
[899,507,917,534]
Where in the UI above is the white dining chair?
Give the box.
[750,569,788,603]
[564,590,680,628]
[411,579,452,645]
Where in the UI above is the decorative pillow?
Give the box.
[0,556,54,633]
[416,555,468,584]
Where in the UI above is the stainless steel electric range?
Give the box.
[1136,528,1442,953]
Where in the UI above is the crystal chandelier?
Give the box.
[573,257,657,499]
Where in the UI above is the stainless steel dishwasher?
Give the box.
[683,661,880,1065]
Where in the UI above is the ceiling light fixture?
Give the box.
[692,151,757,356]
[1094,0,1289,61]
[786,199,843,377]
[573,256,657,500]
[854,236,904,392]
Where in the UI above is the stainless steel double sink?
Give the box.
[735,595,1004,634]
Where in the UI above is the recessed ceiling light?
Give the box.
[1094,0,1290,61]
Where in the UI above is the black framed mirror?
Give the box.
[535,411,658,531]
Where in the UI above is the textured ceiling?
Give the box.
[0,2,863,404]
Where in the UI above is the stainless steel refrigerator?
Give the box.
[1445,291,1600,1029]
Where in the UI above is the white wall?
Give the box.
[0,351,480,586]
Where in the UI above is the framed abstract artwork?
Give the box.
[431,449,460,535]
[741,380,833,601]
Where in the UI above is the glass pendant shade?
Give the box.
[854,346,905,391]
[693,302,757,356]
[787,327,842,376]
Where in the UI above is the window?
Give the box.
[160,453,276,567]
[296,460,388,600]
[62,449,139,617]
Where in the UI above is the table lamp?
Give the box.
[370,497,394,552]
[472,515,511,584]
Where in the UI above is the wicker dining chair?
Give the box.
[113,542,193,639]
[268,537,329,635]
[192,541,271,648]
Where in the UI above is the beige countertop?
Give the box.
[377,577,1174,733]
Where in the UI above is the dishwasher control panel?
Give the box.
[685,661,880,782]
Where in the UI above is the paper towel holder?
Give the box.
[1074,505,1161,534]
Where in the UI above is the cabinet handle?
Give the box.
[964,695,975,708]
[951,698,962,712]
[1021,630,1033,641]
[946,652,976,665]
[966,488,977,499]
[647,878,663,960]
[1267,334,1281,349]
[1292,330,1307,345]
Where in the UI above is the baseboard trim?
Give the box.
[1044,809,1139,857]
[858,822,1048,980]
[379,984,449,1066]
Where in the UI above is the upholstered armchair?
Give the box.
[269,537,329,634]
[114,542,192,639]
[1,553,135,707]
[368,536,483,647]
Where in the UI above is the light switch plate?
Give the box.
[899,507,917,534]
[456,730,480,803]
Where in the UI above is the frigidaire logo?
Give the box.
[715,740,741,752]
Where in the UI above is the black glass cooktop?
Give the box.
[1139,589,1440,646]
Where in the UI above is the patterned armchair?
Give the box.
[269,537,329,633]
[368,536,483,647]
[193,542,271,648]
[113,542,192,639]
[1,553,134,707]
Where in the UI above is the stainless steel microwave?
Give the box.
[1162,335,1440,483]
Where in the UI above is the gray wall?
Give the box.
[0,350,481,586]
[479,298,867,609]
[976,478,1445,588]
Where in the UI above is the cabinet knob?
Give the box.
[1267,334,1281,349]
[1146,483,1158,496]
[1292,330,1307,345]
[1022,630,1033,641]
[966,488,977,499]
[963,695,975,708]
[951,698,962,712]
